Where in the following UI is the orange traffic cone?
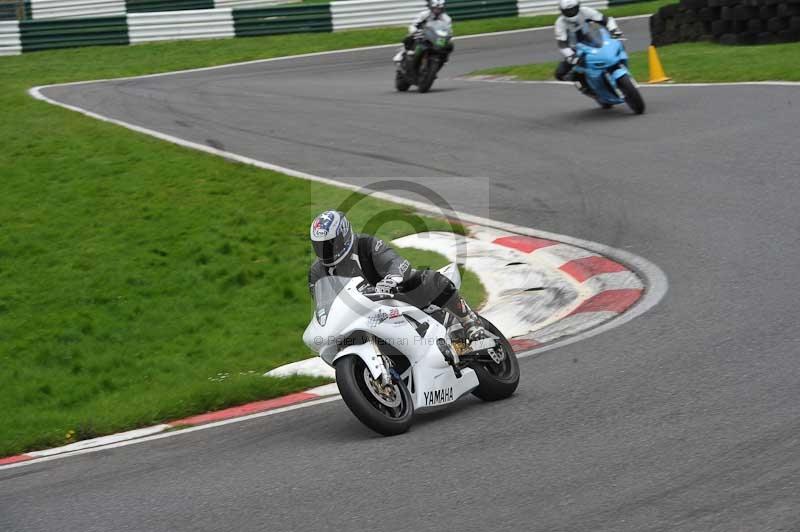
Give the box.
[647,45,671,84]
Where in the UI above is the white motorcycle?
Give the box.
[303,264,520,435]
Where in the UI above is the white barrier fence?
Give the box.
[128,8,234,43]
[20,0,587,22]
[0,19,20,55]
[214,0,289,7]
[24,0,293,20]
[517,0,606,16]
[331,0,425,31]
[29,0,126,19]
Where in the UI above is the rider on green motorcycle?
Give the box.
[392,0,454,64]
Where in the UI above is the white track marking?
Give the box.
[27,425,171,457]
[0,396,342,470]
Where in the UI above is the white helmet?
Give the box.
[559,0,580,21]
[430,0,445,16]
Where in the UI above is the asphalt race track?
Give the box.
[4,17,800,532]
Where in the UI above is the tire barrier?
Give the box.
[0,0,646,56]
[650,0,800,46]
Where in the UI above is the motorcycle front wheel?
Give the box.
[617,74,645,115]
[417,55,440,93]
[395,70,410,92]
[468,317,520,401]
[335,355,414,436]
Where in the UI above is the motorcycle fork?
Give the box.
[412,47,427,78]
[370,336,394,388]
[604,72,624,99]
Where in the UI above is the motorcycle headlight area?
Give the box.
[587,59,609,68]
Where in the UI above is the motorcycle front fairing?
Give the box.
[422,19,453,53]
[302,275,478,410]
[303,276,388,379]
[412,19,452,66]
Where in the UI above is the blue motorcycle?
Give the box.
[571,24,645,114]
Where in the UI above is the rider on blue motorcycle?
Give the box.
[554,0,623,92]
[392,0,454,63]
[308,210,486,342]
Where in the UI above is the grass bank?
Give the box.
[469,41,800,83]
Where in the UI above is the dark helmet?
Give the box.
[310,210,354,267]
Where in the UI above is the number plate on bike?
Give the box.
[470,338,497,351]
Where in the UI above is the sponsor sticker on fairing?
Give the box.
[423,387,454,406]
[368,310,389,327]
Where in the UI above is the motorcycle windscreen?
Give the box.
[313,276,351,326]
[576,24,605,48]
[424,19,452,46]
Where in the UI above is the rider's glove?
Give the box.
[375,275,403,295]
[610,29,624,39]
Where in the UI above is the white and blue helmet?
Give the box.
[310,210,354,267]
[559,0,580,20]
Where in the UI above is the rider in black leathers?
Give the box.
[308,210,486,341]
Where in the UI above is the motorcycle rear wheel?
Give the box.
[335,355,414,436]
[618,74,645,115]
[468,317,520,401]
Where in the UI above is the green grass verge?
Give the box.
[470,41,800,83]
[0,2,674,457]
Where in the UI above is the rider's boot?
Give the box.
[392,47,405,63]
[445,297,487,342]
[574,73,592,96]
